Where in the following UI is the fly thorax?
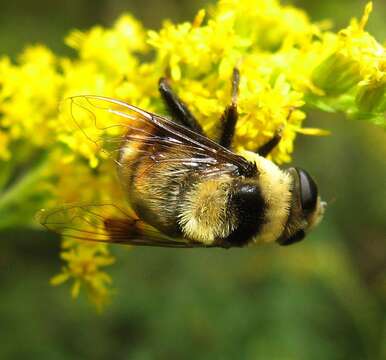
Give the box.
[251,155,292,244]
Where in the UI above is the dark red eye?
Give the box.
[296,168,318,214]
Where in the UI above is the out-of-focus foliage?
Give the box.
[0,0,385,358]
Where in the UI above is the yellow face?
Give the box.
[307,196,326,230]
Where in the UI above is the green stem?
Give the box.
[0,154,49,228]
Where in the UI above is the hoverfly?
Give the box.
[38,68,325,248]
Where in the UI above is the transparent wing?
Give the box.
[36,203,215,248]
[65,95,257,177]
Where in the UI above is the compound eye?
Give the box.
[296,168,318,214]
[279,229,305,246]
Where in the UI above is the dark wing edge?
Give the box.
[36,203,211,248]
[65,95,257,177]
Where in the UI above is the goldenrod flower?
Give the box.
[312,3,382,94]
[51,239,115,311]
[356,74,386,114]
[0,0,384,308]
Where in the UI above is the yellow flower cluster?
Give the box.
[311,2,386,122]
[0,0,384,308]
[51,239,115,311]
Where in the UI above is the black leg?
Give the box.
[256,129,283,157]
[256,107,294,157]
[158,77,203,134]
[218,68,240,149]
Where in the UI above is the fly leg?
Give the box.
[158,77,203,134]
[256,108,293,157]
[218,67,240,149]
[256,129,283,157]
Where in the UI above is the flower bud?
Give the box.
[312,52,362,96]
[356,77,386,113]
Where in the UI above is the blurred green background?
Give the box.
[0,0,385,359]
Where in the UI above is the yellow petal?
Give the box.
[50,272,70,286]
[296,127,331,136]
[359,2,373,31]
[193,9,206,28]
[71,280,81,299]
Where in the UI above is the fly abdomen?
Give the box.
[177,175,238,245]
